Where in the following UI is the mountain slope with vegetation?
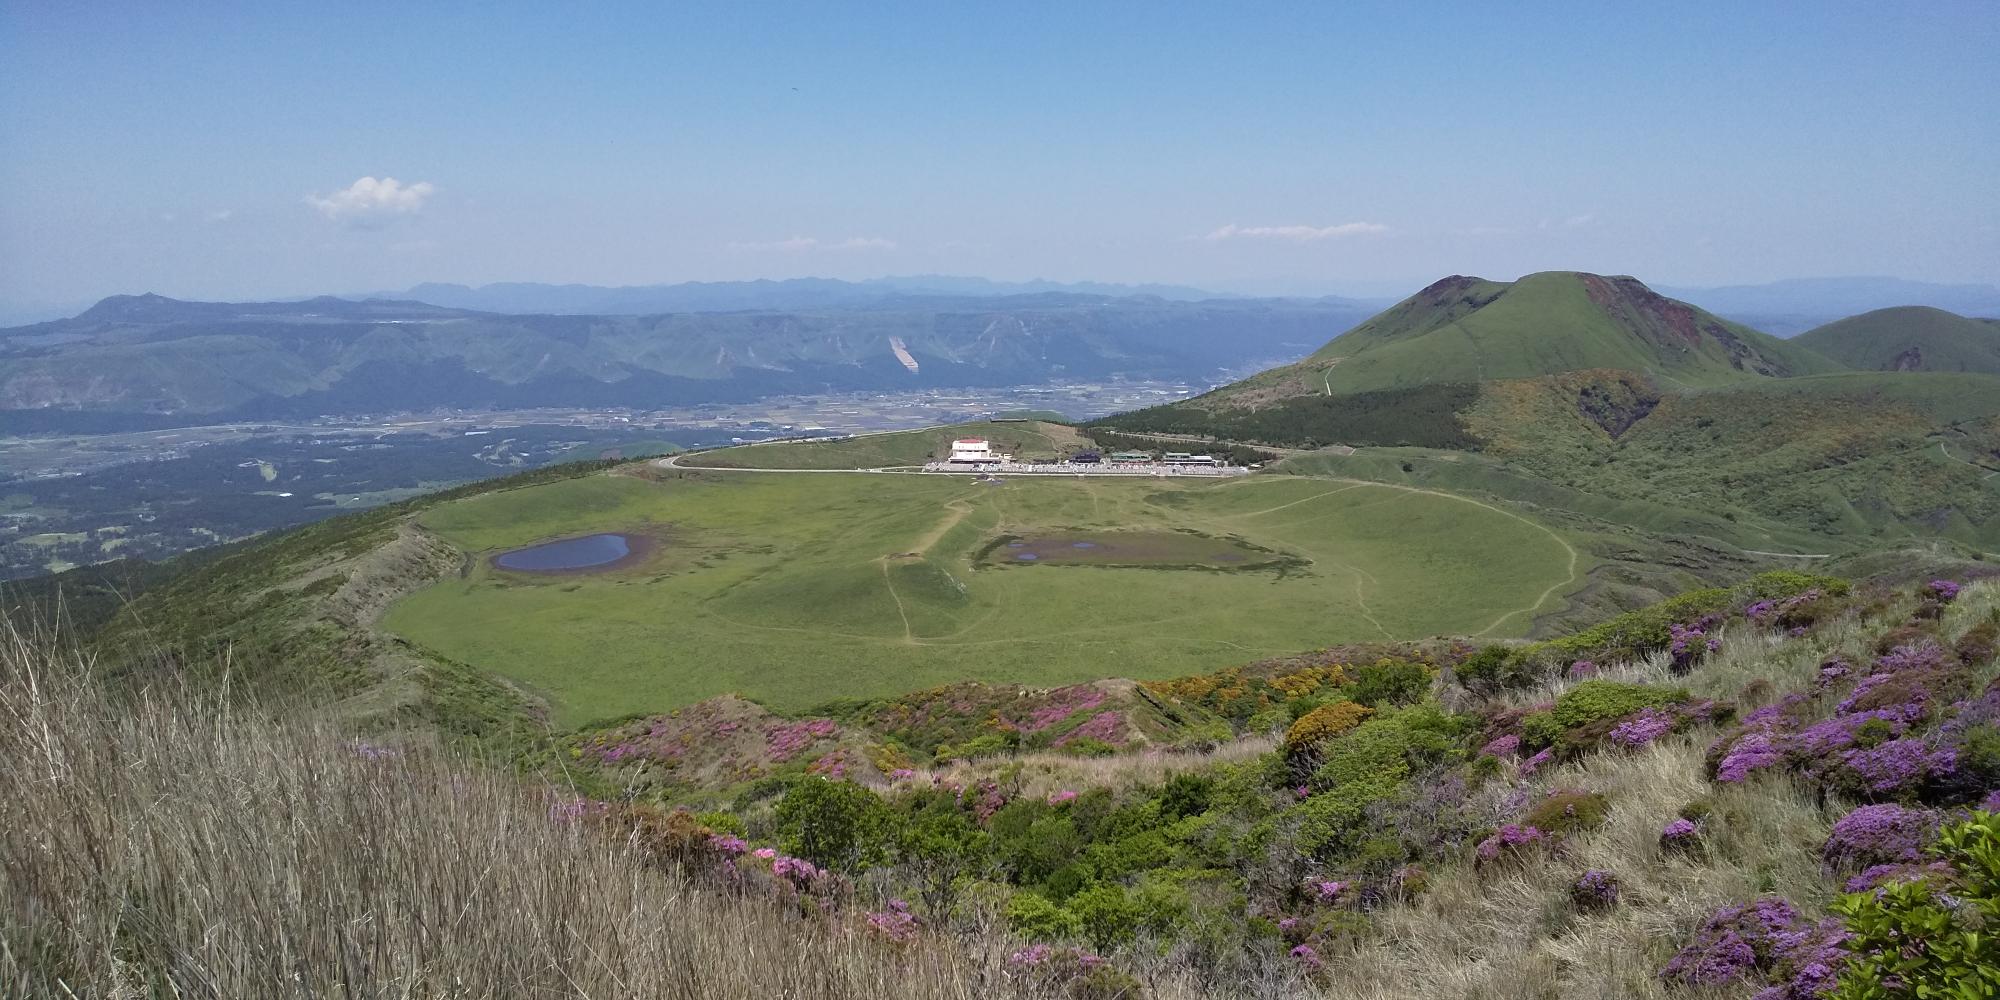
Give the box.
[12,466,1997,998]
[1794,305,2000,374]
[1092,276,2000,550]
[1181,272,1839,410]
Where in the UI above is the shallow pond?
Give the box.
[494,533,634,572]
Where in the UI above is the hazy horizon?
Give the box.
[4,3,1995,311]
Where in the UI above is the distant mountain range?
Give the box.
[0,291,1375,430]
[378,275,1274,314]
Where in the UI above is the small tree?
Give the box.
[896,790,990,921]
[774,776,891,872]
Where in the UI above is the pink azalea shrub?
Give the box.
[864,898,919,942]
[1309,879,1348,903]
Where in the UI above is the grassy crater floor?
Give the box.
[384,468,1583,723]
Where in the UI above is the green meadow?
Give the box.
[385,468,1581,724]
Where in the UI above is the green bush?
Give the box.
[1158,772,1214,821]
[1744,570,1850,600]
[1004,890,1083,942]
[1521,790,1609,837]
[773,776,892,871]
[1829,811,2000,999]
[1344,658,1433,707]
[1521,681,1682,750]
[1067,882,1143,951]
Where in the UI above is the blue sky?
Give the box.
[2,2,1996,309]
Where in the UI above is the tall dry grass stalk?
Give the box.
[0,626,1028,1000]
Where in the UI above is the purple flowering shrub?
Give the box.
[864,898,919,942]
[1660,816,1702,852]
[766,718,841,762]
[1661,897,1844,990]
[1820,804,1939,873]
[1474,824,1547,865]
[1669,616,1724,672]
[1570,869,1620,910]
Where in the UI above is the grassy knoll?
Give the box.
[384,469,1581,723]
[677,420,1088,469]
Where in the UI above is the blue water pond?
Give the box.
[494,533,633,572]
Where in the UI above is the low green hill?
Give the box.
[1793,305,2000,374]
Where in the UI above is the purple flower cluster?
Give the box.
[1017,685,1107,732]
[1310,879,1349,902]
[1289,943,1322,969]
[1055,710,1126,747]
[1046,789,1078,806]
[1480,733,1521,757]
[1661,816,1702,851]
[1841,861,1952,893]
[1821,803,1938,873]
[1475,823,1546,863]
[765,718,839,762]
[1570,869,1620,909]
[770,853,824,886]
[1608,707,1678,748]
[1566,659,1600,679]
[1661,897,1829,988]
[1008,944,1053,966]
[1669,617,1723,672]
[1835,739,1957,797]
[1519,747,1554,776]
[865,898,919,942]
[1924,579,1961,604]
[1709,641,1964,800]
[1815,657,1851,689]
[1714,728,1788,783]
[707,833,748,856]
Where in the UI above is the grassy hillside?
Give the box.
[1794,305,2000,374]
[1463,371,2000,546]
[678,420,1090,469]
[385,469,1580,722]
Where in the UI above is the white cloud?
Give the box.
[307,176,436,226]
[1201,222,1390,242]
[206,209,235,223]
[729,235,897,252]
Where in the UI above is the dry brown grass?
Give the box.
[0,627,1036,1000]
